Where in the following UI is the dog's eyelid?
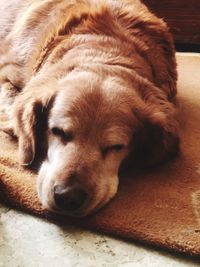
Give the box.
[102,144,125,157]
[110,144,125,151]
[51,127,73,142]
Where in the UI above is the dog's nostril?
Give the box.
[54,184,88,212]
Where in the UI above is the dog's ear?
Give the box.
[14,93,55,166]
[133,105,179,167]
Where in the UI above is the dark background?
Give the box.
[143,0,200,52]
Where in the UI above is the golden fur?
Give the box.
[0,0,179,216]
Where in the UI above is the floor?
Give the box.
[0,205,199,267]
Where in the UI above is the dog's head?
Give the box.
[13,68,179,217]
[38,71,137,216]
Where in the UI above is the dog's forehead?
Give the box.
[51,72,135,125]
[49,72,138,145]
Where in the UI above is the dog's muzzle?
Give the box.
[53,183,88,214]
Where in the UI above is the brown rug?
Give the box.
[0,53,200,257]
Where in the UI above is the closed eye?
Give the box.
[110,144,125,151]
[102,144,125,157]
[51,127,73,142]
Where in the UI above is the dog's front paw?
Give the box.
[0,121,16,137]
[0,82,19,137]
[0,81,19,115]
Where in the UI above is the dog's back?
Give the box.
[0,0,176,97]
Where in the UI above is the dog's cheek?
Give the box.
[47,139,62,164]
[37,162,47,202]
[37,160,55,209]
[100,154,126,196]
[106,151,129,174]
[107,175,119,200]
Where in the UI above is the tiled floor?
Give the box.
[0,205,199,267]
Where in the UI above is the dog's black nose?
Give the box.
[54,184,88,212]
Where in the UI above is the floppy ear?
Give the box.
[133,104,179,167]
[14,93,55,166]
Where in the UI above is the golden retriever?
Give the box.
[0,0,179,216]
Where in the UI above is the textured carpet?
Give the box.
[0,53,200,257]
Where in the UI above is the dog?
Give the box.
[0,0,179,217]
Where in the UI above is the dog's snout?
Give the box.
[54,184,88,212]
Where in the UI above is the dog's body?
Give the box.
[0,0,179,216]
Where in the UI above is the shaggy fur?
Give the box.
[0,0,179,216]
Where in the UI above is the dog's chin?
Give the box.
[39,194,116,217]
[37,185,117,217]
